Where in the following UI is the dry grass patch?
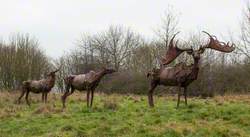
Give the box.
[32,104,63,114]
[214,94,250,104]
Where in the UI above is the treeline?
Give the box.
[54,25,250,96]
[0,33,51,90]
[1,7,250,96]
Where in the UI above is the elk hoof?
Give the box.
[149,104,154,107]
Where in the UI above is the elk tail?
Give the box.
[147,72,153,78]
[22,81,30,92]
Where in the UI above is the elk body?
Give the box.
[61,68,116,108]
[147,31,235,108]
[18,68,60,106]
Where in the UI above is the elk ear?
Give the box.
[45,72,51,77]
[102,66,107,70]
[198,47,205,54]
[186,50,193,55]
[146,72,150,78]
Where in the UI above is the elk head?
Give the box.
[161,31,235,65]
[47,65,61,78]
[102,67,117,74]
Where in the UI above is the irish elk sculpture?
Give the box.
[18,68,60,106]
[147,31,235,108]
[61,67,116,108]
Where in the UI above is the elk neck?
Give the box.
[193,58,200,70]
[190,57,200,80]
[93,70,107,82]
[47,75,56,88]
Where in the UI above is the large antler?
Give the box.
[52,64,62,73]
[201,31,235,53]
[161,32,192,65]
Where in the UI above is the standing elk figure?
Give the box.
[147,31,235,108]
[18,68,60,106]
[61,67,116,108]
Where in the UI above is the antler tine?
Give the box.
[202,31,217,40]
[53,69,59,73]
[53,64,62,73]
[202,31,213,38]
[175,40,179,47]
[219,41,227,45]
[228,42,234,47]
[228,42,236,49]
[169,32,180,47]
[173,31,180,39]
[212,35,218,40]
[220,41,235,48]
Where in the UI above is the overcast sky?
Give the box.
[0,0,247,58]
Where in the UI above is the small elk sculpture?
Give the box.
[61,67,116,108]
[147,31,235,108]
[18,68,60,106]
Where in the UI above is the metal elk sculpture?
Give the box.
[61,67,116,108]
[147,31,235,108]
[18,68,60,106]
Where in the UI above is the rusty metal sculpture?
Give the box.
[147,31,235,108]
[61,67,116,108]
[18,68,60,106]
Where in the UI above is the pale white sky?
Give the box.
[0,0,247,58]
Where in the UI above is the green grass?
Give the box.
[0,92,250,137]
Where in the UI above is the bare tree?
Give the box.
[240,2,250,59]
[77,33,96,70]
[154,7,180,66]
[0,33,51,90]
[77,25,141,71]
[155,7,179,47]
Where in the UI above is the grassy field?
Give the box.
[0,92,250,137]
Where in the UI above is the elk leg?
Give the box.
[69,87,75,95]
[25,91,30,106]
[45,93,48,103]
[177,86,182,108]
[86,90,90,107]
[148,82,157,107]
[42,93,45,102]
[62,85,70,108]
[184,87,188,106]
[90,90,94,107]
[18,89,26,104]
[62,92,68,108]
[65,87,75,102]
[62,86,72,108]
[66,88,75,100]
